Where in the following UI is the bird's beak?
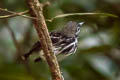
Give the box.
[78,22,84,26]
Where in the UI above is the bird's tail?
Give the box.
[21,41,41,61]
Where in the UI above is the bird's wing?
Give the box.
[50,31,77,55]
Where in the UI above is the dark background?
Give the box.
[0,0,120,80]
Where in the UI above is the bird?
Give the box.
[22,21,84,62]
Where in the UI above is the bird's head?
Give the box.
[61,21,84,37]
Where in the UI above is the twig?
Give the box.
[0,8,118,23]
[0,2,50,19]
[0,8,36,19]
[46,12,118,22]
[0,8,28,14]
[26,0,63,80]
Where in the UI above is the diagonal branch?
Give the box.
[25,0,63,80]
[0,8,36,19]
[0,2,50,19]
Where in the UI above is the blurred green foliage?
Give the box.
[0,0,120,80]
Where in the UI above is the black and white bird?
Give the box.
[22,21,84,62]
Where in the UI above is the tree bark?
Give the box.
[26,0,63,80]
